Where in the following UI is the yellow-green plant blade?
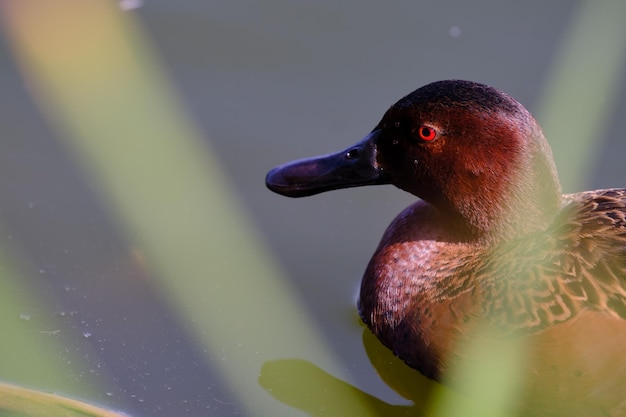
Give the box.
[0,383,128,417]
[536,0,626,191]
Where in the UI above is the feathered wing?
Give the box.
[472,189,626,335]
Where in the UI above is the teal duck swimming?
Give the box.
[265,80,626,416]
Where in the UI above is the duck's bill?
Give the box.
[266,131,390,197]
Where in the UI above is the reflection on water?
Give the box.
[260,359,416,417]
[259,327,436,417]
[361,329,436,407]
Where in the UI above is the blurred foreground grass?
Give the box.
[0,382,127,417]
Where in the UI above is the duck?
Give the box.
[265,80,626,416]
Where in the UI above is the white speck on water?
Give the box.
[83,331,92,338]
[119,0,143,10]
[39,269,46,274]
[449,26,461,37]
[19,313,31,321]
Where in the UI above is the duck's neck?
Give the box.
[446,132,563,243]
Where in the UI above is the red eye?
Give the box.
[418,125,437,141]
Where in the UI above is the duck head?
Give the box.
[266,80,562,240]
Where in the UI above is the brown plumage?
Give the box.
[266,80,626,416]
